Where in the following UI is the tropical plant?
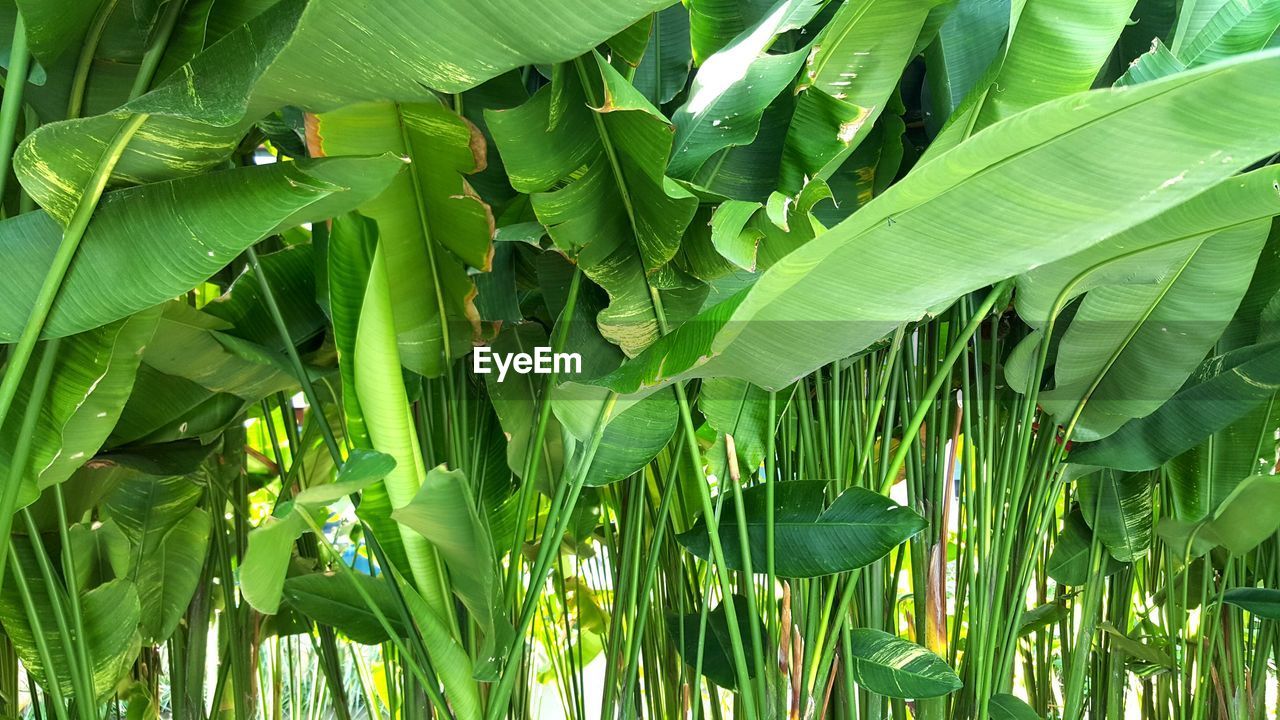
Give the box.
[0,0,1279,718]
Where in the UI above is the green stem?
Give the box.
[880,280,1010,495]
[0,12,31,208]
[127,0,186,100]
[66,0,120,119]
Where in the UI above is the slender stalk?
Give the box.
[0,12,31,208]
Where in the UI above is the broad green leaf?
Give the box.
[990,693,1043,720]
[1223,587,1280,619]
[845,628,962,699]
[1015,166,1280,328]
[0,155,404,342]
[1159,474,1280,557]
[0,548,141,699]
[1047,508,1125,585]
[553,382,679,486]
[1070,341,1280,471]
[1099,622,1175,667]
[0,308,159,508]
[15,0,675,218]
[131,508,211,643]
[328,212,377,449]
[923,0,1010,133]
[309,101,493,378]
[779,0,933,191]
[633,4,693,105]
[488,53,701,355]
[1078,469,1155,563]
[242,450,396,616]
[142,302,295,401]
[677,481,925,577]
[1116,39,1186,86]
[392,465,513,678]
[931,0,1138,153]
[240,509,309,616]
[700,377,779,481]
[353,242,452,619]
[484,323,565,481]
[668,0,824,178]
[281,571,410,645]
[1040,222,1267,440]
[667,594,763,690]
[687,0,777,62]
[1177,0,1280,67]
[601,51,1280,393]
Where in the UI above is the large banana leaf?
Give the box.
[1176,0,1280,67]
[930,0,1138,153]
[1070,341,1280,470]
[0,546,141,699]
[14,0,676,219]
[1039,222,1266,440]
[309,101,493,378]
[0,309,158,509]
[677,481,925,577]
[489,53,700,355]
[779,0,934,190]
[0,154,404,341]
[599,50,1280,393]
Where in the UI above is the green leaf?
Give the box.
[600,50,1280,393]
[1223,587,1280,619]
[240,510,309,616]
[0,308,159,508]
[1116,39,1187,87]
[923,0,1010,133]
[932,0,1137,152]
[779,0,933,190]
[1047,508,1125,586]
[131,508,211,643]
[1078,470,1156,563]
[989,693,1043,720]
[483,323,565,481]
[700,377,780,481]
[633,4,692,105]
[1070,341,1280,471]
[281,571,409,645]
[1177,0,1280,67]
[0,547,141,699]
[668,0,824,178]
[15,0,675,218]
[1159,474,1280,557]
[845,628,962,699]
[667,594,763,690]
[677,481,925,577]
[0,155,404,342]
[392,465,513,678]
[309,101,493,378]
[1099,622,1175,667]
[488,53,700,355]
[553,382,679,486]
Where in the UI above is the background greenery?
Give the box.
[0,0,1279,718]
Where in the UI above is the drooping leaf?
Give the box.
[667,594,763,690]
[989,693,1043,720]
[282,571,410,645]
[308,101,494,378]
[779,0,933,191]
[600,50,1280,393]
[1040,223,1267,440]
[1070,341,1280,470]
[392,465,513,678]
[1078,469,1156,563]
[633,4,693,105]
[677,481,925,577]
[1223,587,1280,619]
[0,155,404,341]
[1047,508,1125,586]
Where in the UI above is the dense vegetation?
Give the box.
[1,0,1279,718]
